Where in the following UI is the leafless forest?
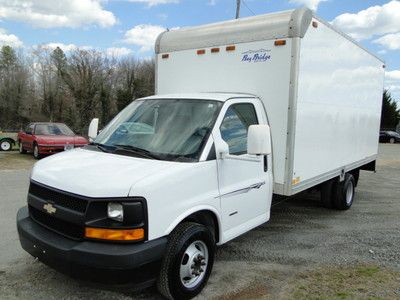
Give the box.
[0,45,155,134]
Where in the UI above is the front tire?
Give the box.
[19,141,27,154]
[33,143,41,159]
[157,222,215,300]
[389,137,395,144]
[0,139,12,151]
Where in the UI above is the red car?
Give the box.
[18,122,88,159]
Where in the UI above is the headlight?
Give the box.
[107,202,123,222]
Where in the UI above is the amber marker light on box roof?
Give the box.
[274,40,286,46]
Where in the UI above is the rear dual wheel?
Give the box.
[321,174,355,210]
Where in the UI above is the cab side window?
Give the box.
[220,103,258,155]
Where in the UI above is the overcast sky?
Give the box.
[0,0,399,102]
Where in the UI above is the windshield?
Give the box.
[35,124,75,136]
[94,99,222,161]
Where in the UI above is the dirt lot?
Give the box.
[0,145,399,299]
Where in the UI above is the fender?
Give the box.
[164,205,223,245]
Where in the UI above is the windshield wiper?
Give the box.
[90,142,111,153]
[113,144,160,160]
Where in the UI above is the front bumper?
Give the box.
[17,206,167,285]
[38,144,85,154]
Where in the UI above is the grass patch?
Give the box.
[356,266,380,277]
[286,264,400,300]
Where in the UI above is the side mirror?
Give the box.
[88,118,99,142]
[247,124,272,155]
[216,140,229,159]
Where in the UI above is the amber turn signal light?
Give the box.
[197,49,206,55]
[211,47,220,53]
[161,54,169,59]
[85,227,145,241]
[274,40,286,46]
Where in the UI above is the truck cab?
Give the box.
[17,93,273,299]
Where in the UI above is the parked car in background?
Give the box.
[0,131,17,151]
[18,122,88,159]
[379,131,400,144]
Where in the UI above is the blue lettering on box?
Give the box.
[241,49,271,63]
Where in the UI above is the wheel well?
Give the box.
[181,210,220,243]
[0,138,15,145]
[348,168,360,187]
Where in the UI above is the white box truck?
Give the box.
[17,8,384,299]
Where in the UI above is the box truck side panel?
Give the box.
[157,39,293,186]
[291,18,385,192]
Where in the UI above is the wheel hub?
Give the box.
[180,240,209,288]
[1,141,10,151]
[346,181,354,205]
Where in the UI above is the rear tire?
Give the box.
[320,180,334,208]
[157,222,215,300]
[332,174,355,210]
[0,139,12,151]
[19,141,27,154]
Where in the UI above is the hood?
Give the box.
[36,135,87,145]
[36,135,75,145]
[31,148,173,197]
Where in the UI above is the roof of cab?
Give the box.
[155,8,312,54]
[141,92,257,102]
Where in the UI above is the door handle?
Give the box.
[264,155,268,172]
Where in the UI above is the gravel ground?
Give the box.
[0,144,399,299]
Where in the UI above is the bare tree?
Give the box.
[0,46,31,129]
[61,49,105,132]
[0,45,156,132]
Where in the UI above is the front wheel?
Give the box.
[389,137,395,144]
[19,141,27,154]
[0,139,12,151]
[157,222,215,300]
[33,143,41,159]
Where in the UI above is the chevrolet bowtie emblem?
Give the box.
[43,203,56,214]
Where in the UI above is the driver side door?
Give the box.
[22,123,35,151]
[213,99,273,243]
